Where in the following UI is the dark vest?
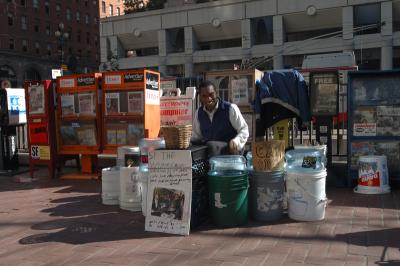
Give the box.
[198,99,237,142]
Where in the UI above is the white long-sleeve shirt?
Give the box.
[191,101,249,150]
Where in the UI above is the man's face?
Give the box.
[199,85,217,111]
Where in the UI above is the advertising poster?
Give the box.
[28,84,45,115]
[231,78,249,105]
[160,98,192,126]
[145,150,192,236]
[6,88,26,124]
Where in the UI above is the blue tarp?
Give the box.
[255,69,311,129]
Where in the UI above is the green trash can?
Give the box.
[208,170,249,227]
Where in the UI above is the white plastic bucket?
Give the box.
[140,170,149,216]
[117,146,140,167]
[355,155,390,194]
[119,167,142,211]
[286,169,327,221]
[101,167,120,205]
[294,145,327,167]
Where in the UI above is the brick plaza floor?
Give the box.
[0,167,399,266]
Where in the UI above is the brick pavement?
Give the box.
[0,168,399,266]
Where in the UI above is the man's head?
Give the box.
[198,80,218,111]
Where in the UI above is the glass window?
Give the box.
[101,1,105,13]
[45,1,49,15]
[76,11,80,21]
[354,3,381,35]
[34,20,39,32]
[56,3,61,11]
[33,0,39,9]
[21,16,27,30]
[8,14,13,26]
[109,4,113,16]
[77,30,81,42]
[117,7,120,16]
[46,23,50,36]
[47,43,51,56]
[94,16,98,25]
[86,32,90,44]
[22,40,28,52]
[9,38,14,50]
[35,42,40,54]
[66,8,71,21]
[21,0,26,6]
[85,14,89,24]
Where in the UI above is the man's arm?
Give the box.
[229,104,249,151]
[191,108,203,143]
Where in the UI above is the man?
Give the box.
[192,80,249,155]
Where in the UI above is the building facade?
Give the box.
[100,0,400,77]
[0,0,109,87]
[99,0,125,18]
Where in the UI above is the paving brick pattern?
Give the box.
[0,169,399,265]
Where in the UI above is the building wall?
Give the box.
[100,0,125,18]
[100,0,399,77]
[0,0,100,87]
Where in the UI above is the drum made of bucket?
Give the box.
[249,170,284,222]
[119,167,142,211]
[286,169,327,221]
[140,170,149,216]
[101,167,120,205]
[355,155,390,194]
[117,146,140,167]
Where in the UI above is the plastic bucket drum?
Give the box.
[140,170,149,216]
[101,167,120,205]
[355,155,390,194]
[249,170,284,222]
[119,167,142,211]
[208,170,249,227]
[286,169,327,221]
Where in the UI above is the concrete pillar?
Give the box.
[242,19,251,49]
[184,62,194,77]
[273,15,284,70]
[108,36,124,58]
[158,64,167,76]
[380,1,393,70]
[342,6,353,40]
[184,26,197,54]
[273,54,283,70]
[381,38,393,70]
[381,1,393,37]
[100,37,108,62]
[158,30,167,57]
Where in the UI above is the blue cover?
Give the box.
[255,69,311,129]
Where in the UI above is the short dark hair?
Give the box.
[198,80,216,94]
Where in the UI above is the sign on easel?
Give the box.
[145,150,192,235]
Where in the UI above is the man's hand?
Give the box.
[229,139,239,155]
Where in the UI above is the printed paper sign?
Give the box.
[104,75,122,85]
[231,79,248,105]
[145,150,192,236]
[160,98,192,126]
[353,123,377,136]
[31,145,50,160]
[145,89,160,105]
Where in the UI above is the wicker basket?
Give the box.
[161,125,192,149]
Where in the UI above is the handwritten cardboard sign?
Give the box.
[145,150,192,235]
[252,140,285,171]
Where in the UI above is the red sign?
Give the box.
[29,123,49,144]
[358,171,380,187]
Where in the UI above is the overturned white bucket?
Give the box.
[355,155,390,194]
[101,167,120,205]
[286,169,327,221]
[119,167,142,211]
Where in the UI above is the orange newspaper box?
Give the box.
[56,73,102,179]
[101,70,160,154]
[24,80,57,179]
